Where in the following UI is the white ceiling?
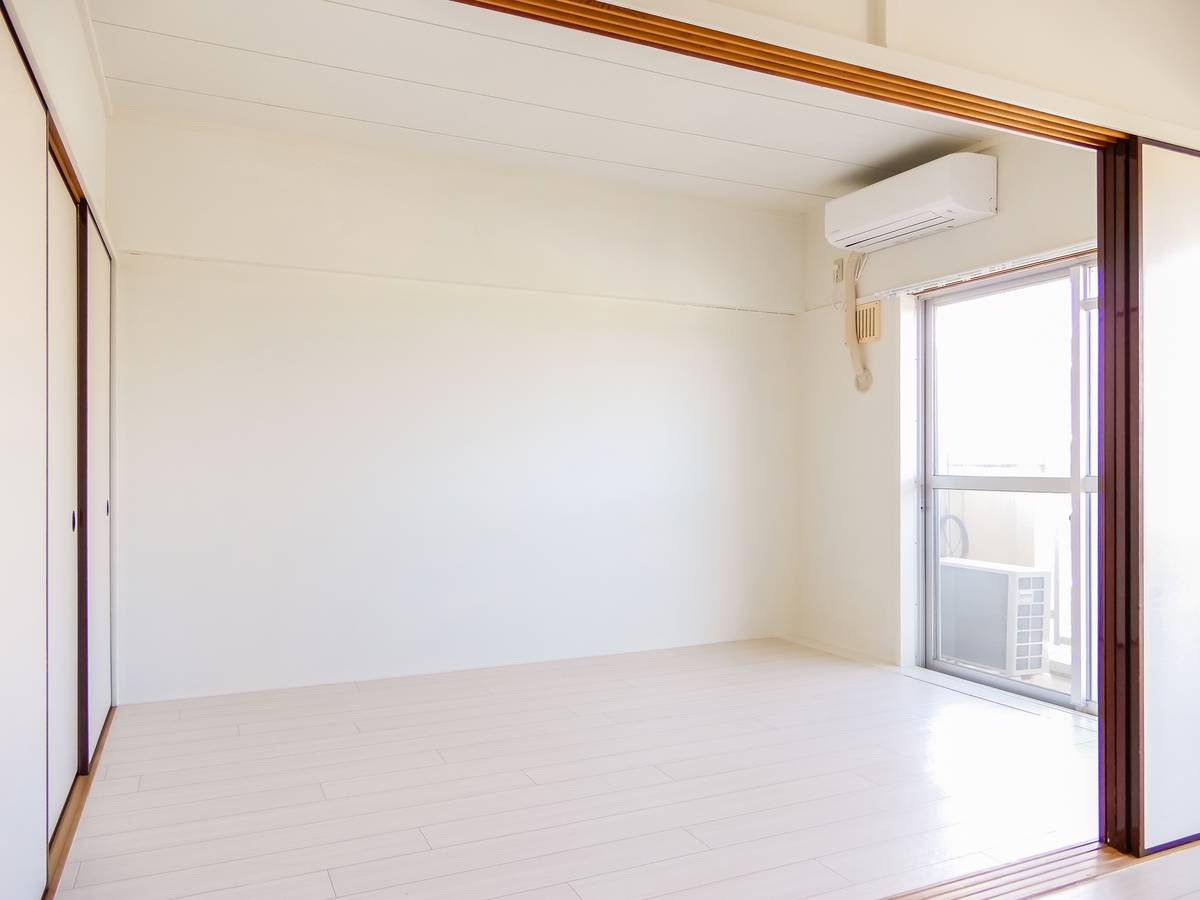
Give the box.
[89,0,997,212]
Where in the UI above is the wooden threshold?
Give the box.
[447,0,1127,148]
[889,842,1135,899]
[45,706,114,900]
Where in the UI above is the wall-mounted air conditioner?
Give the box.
[938,557,1050,678]
[825,152,997,251]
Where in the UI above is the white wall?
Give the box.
[647,0,1200,151]
[6,0,109,218]
[102,3,1152,693]
[884,0,1200,135]
[109,116,804,704]
[789,296,919,663]
[787,135,1096,663]
[709,0,879,42]
[108,116,804,316]
[708,0,1200,134]
[804,136,1098,311]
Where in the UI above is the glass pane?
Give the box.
[1086,492,1099,705]
[934,490,1072,696]
[932,277,1073,477]
[1086,307,1099,478]
[1142,144,1200,849]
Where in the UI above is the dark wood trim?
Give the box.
[47,118,83,205]
[1097,137,1142,856]
[447,0,1127,147]
[44,706,114,900]
[44,779,86,897]
[76,198,91,775]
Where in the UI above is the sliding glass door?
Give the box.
[924,258,1098,711]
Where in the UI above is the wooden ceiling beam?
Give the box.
[448,0,1127,148]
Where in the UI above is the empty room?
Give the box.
[4,2,1200,899]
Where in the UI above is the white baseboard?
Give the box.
[780,633,894,668]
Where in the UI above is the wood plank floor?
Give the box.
[59,639,1098,900]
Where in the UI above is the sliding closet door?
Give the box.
[1140,142,1200,851]
[46,157,79,838]
[86,213,113,761]
[0,16,49,897]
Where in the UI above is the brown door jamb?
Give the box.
[75,196,90,777]
[1097,138,1142,856]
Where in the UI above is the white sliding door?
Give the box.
[47,157,79,838]
[87,214,113,759]
[0,19,49,897]
[1141,143,1200,851]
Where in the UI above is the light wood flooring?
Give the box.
[58,639,1098,900]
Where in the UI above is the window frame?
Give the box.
[921,254,1099,713]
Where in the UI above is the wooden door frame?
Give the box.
[1097,137,1140,855]
[45,116,117,900]
[48,110,91,781]
[441,0,1155,857]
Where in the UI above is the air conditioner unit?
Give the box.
[825,152,997,251]
[938,557,1050,678]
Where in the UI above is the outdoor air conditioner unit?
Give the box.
[938,558,1050,678]
[825,152,997,251]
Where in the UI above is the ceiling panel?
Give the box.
[90,0,996,210]
[94,24,891,203]
[329,0,989,135]
[107,79,816,214]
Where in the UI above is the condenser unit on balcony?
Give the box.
[939,557,1051,677]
